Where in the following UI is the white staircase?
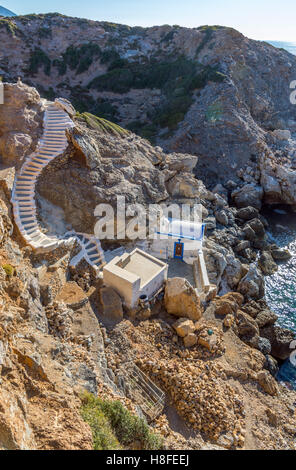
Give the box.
[11,101,106,274]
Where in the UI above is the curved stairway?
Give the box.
[11,101,105,274]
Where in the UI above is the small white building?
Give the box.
[103,248,168,309]
[150,217,205,264]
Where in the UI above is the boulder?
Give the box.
[236,206,259,221]
[173,318,195,338]
[264,355,279,377]
[164,277,203,321]
[99,286,123,321]
[271,248,292,261]
[248,218,266,238]
[0,132,32,165]
[236,310,260,337]
[255,309,278,328]
[223,314,235,328]
[272,129,291,141]
[204,216,216,231]
[215,209,229,226]
[258,252,278,275]
[222,254,244,290]
[184,333,198,348]
[238,264,265,300]
[212,183,228,200]
[257,370,278,396]
[214,292,244,316]
[235,310,259,348]
[167,173,205,199]
[231,184,263,210]
[203,240,228,287]
[234,241,250,253]
[0,82,43,167]
[55,97,76,117]
[257,337,272,355]
[242,224,256,241]
[165,153,198,172]
[260,325,295,360]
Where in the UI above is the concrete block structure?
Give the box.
[151,217,205,263]
[150,217,210,293]
[103,248,168,309]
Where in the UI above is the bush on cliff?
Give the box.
[81,392,163,450]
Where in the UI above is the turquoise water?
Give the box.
[263,207,296,389]
[267,41,296,56]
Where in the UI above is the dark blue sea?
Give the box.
[263,207,296,389]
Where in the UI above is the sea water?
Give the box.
[267,41,296,56]
[263,207,296,389]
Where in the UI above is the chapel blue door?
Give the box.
[174,241,184,259]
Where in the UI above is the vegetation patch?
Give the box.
[37,26,52,39]
[88,55,226,140]
[27,48,51,76]
[195,25,224,56]
[81,392,163,450]
[0,18,18,36]
[76,112,129,137]
[53,43,101,75]
[2,264,15,277]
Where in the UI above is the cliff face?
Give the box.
[0,81,296,450]
[1,14,296,188]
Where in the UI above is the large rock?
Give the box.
[235,310,260,347]
[260,325,295,360]
[238,264,265,300]
[236,206,259,221]
[184,333,198,348]
[222,254,244,290]
[231,184,263,210]
[261,156,296,206]
[99,286,123,321]
[164,277,202,321]
[166,173,205,199]
[258,252,278,275]
[257,370,278,396]
[173,318,195,338]
[214,292,243,316]
[165,153,198,172]
[203,240,228,287]
[272,129,291,141]
[271,248,292,261]
[255,309,278,328]
[0,82,43,167]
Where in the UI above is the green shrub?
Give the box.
[2,264,15,277]
[81,392,163,450]
[53,43,101,76]
[88,56,226,133]
[81,396,121,450]
[28,48,51,76]
[0,18,18,36]
[37,27,52,39]
[77,112,129,137]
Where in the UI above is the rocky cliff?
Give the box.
[0,81,296,450]
[1,13,296,199]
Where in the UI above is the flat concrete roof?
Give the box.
[122,249,166,287]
